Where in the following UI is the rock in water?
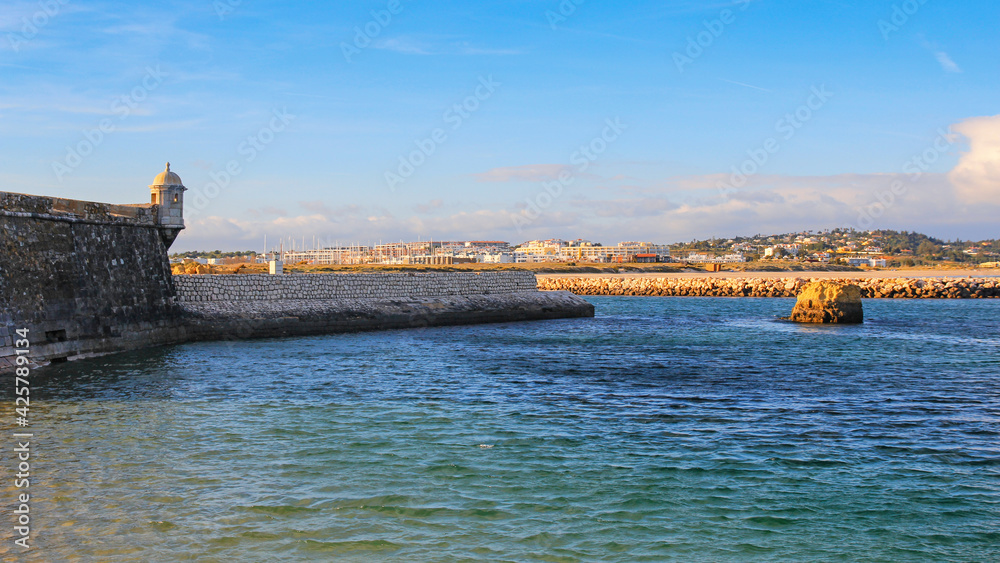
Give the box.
[789,282,863,323]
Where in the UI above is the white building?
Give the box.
[848,257,887,267]
[522,241,672,263]
[479,253,514,263]
[687,252,746,263]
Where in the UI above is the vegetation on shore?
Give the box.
[679,228,1000,266]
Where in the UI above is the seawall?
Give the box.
[538,276,1000,298]
[175,272,593,341]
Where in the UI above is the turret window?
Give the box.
[173,194,179,203]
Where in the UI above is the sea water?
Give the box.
[3,297,999,561]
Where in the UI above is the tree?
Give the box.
[917,241,940,256]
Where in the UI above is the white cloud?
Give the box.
[934,51,962,73]
[948,114,1000,204]
[174,114,1000,250]
[918,37,962,74]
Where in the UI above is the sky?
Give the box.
[2,0,998,252]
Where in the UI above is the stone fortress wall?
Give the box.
[173,271,539,302]
[0,191,183,371]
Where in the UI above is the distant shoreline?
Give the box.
[173,260,998,278]
[536,269,996,280]
[538,274,1000,299]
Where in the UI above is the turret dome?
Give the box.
[151,162,183,187]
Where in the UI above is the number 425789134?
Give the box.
[16,327,30,349]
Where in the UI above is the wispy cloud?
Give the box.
[101,20,211,51]
[116,119,201,133]
[934,51,962,73]
[456,43,526,56]
[372,35,525,56]
[918,36,962,73]
[372,37,432,55]
[474,164,571,183]
[716,77,772,92]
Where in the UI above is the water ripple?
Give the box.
[3,297,999,561]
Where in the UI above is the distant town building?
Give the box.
[848,257,887,268]
[686,252,746,263]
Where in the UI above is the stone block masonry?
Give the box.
[175,272,591,343]
[172,271,539,302]
[1,193,183,369]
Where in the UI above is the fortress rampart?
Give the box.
[1,191,184,370]
[1,191,162,226]
[0,173,593,371]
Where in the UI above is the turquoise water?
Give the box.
[5,297,1000,561]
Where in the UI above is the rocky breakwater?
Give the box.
[537,276,1000,299]
[789,282,863,323]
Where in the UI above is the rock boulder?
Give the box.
[789,282,863,323]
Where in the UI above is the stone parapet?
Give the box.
[0,191,158,226]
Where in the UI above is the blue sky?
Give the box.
[2,0,998,251]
